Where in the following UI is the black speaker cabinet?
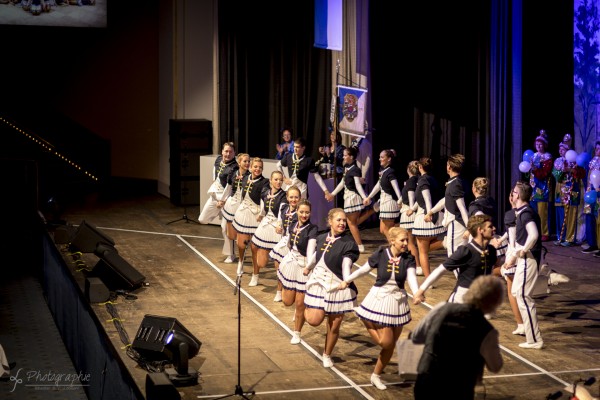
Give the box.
[169,119,212,206]
[146,373,181,400]
[85,277,110,303]
[53,224,77,244]
[69,220,115,253]
[91,250,146,291]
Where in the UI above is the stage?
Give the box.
[49,193,600,399]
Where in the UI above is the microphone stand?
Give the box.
[166,206,201,225]
[214,243,254,400]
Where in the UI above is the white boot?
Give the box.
[290,331,301,345]
[371,373,387,390]
[248,274,259,287]
[512,324,525,335]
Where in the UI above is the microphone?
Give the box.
[583,377,596,386]
[546,391,562,400]
[236,261,244,276]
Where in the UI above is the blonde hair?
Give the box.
[407,160,420,176]
[472,177,489,196]
[327,208,345,225]
[387,227,408,243]
[297,199,312,210]
[286,185,301,198]
[236,153,249,163]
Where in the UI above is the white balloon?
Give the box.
[590,169,600,188]
[565,149,578,163]
[519,161,531,173]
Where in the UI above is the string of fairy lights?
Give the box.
[0,116,99,182]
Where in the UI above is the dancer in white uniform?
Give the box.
[339,227,419,390]
[248,170,286,287]
[303,208,360,368]
[233,158,269,275]
[270,186,301,302]
[315,147,372,253]
[198,142,238,262]
[408,157,445,277]
[363,149,402,240]
[277,199,318,344]
[426,154,469,259]
[220,153,250,263]
[509,181,543,349]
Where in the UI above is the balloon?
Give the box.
[522,149,534,163]
[519,161,531,173]
[577,152,591,167]
[565,150,578,163]
[584,190,598,205]
[590,170,600,188]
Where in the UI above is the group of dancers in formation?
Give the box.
[195,134,600,391]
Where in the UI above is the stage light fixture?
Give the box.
[132,315,202,387]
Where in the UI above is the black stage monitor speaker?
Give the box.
[53,224,77,244]
[70,220,115,253]
[92,250,145,291]
[146,373,181,400]
[134,315,202,386]
[132,315,202,361]
[85,277,110,303]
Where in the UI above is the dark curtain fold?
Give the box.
[488,0,520,231]
[218,1,332,160]
[370,1,487,184]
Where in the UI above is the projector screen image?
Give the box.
[0,0,106,28]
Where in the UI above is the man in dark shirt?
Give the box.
[413,214,497,304]
[412,275,504,400]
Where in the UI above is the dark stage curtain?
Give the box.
[488,0,521,230]
[368,0,571,232]
[370,1,487,186]
[217,1,332,160]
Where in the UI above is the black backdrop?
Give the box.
[218,1,332,161]
[218,0,573,188]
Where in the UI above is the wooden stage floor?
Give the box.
[56,194,600,400]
